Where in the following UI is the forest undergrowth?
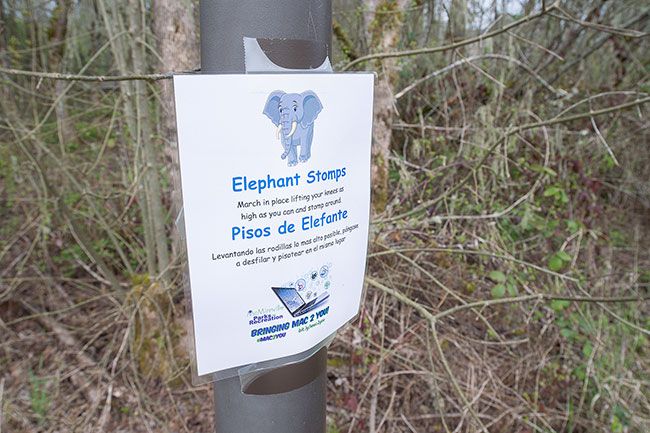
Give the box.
[1,1,649,432]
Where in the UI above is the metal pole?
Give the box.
[212,348,327,433]
[200,0,332,73]
[199,2,332,432]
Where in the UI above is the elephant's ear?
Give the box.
[263,91,284,126]
[300,91,323,128]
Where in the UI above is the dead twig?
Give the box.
[342,2,559,70]
[376,96,650,224]
[550,6,648,38]
[395,54,564,100]
[589,101,620,166]
[22,301,106,405]
[0,65,174,82]
[369,247,578,282]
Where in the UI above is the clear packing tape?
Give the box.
[243,37,332,73]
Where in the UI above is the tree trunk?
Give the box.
[0,1,8,67]
[97,0,155,276]
[49,0,74,152]
[0,0,9,102]
[365,0,409,213]
[447,0,467,41]
[152,0,198,257]
[127,0,170,279]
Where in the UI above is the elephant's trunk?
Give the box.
[281,120,297,141]
[280,111,297,144]
[287,121,297,138]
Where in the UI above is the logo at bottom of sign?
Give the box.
[248,264,332,343]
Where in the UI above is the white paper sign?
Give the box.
[174,74,374,376]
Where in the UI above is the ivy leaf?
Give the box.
[543,186,560,197]
[560,190,569,203]
[611,415,623,433]
[543,167,557,177]
[566,219,580,234]
[573,365,586,381]
[488,270,506,283]
[548,255,564,272]
[551,299,570,312]
[491,284,506,299]
[507,282,518,297]
[560,328,577,339]
[531,164,557,177]
[556,251,572,262]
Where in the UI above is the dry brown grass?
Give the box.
[1,1,650,432]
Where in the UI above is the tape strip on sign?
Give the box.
[243,37,333,72]
[173,73,374,378]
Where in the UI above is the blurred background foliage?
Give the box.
[0,0,649,432]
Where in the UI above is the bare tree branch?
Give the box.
[341,2,559,71]
[395,54,565,99]
[0,65,175,82]
[376,96,650,224]
[550,5,648,38]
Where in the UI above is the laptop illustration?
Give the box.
[272,287,330,317]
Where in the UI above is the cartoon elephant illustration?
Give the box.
[263,90,323,166]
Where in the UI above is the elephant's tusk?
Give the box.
[276,124,282,140]
[287,121,298,138]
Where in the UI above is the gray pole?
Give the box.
[199,2,332,432]
[200,0,332,73]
